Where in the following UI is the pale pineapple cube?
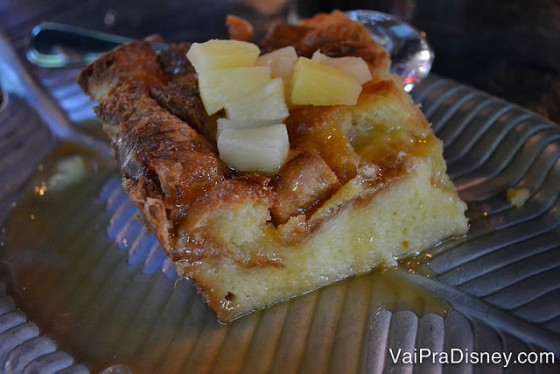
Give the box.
[216,118,282,138]
[187,39,260,73]
[257,46,298,104]
[198,66,271,115]
[291,57,362,106]
[217,124,290,173]
[256,46,298,84]
[225,78,289,121]
[312,50,372,84]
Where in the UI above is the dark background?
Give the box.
[297,0,560,123]
[1,0,559,124]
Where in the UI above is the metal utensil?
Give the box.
[27,22,166,69]
[345,10,434,92]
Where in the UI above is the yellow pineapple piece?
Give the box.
[216,118,281,138]
[225,78,289,121]
[186,39,260,73]
[217,124,290,174]
[256,46,298,85]
[257,46,298,104]
[198,66,271,115]
[312,50,372,84]
[290,57,362,106]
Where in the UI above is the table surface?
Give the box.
[1,0,559,125]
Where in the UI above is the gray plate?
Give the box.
[0,32,559,373]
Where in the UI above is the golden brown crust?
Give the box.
[98,84,226,231]
[124,178,171,250]
[261,11,390,77]
[260,24,313,54]
[156,43,194,76]
[80,41,227,257]
[226,15,254,42]
[271,150,340,224]
[153,44,219,140]
[78,41,167,101]
[174,177,276,267]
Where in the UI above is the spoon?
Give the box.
[27,10,433,91]
[345,10,434,92]
[27,22,166,69]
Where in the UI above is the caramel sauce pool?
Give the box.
[0,145,449,373]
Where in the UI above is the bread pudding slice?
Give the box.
[79,11,468,322]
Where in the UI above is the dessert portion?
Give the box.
[79,11,468,322]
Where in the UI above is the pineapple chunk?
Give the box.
[186,39,260,73]
[216,118,282,138]
[256,46,298,84]
[217,124,289,173]
[198,66,271,115]
[257,46,298,104]
[312,50,372,84]
[225,78,289,121]
[291,57,362,106]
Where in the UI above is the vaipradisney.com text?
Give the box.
[389,348,556,368]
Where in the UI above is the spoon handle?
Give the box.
[27,22,166,68]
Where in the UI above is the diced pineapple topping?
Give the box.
[198,66,271,115]
[217,124,290,174]
[186,39,372,173]
[216,118,282,138]
[257,46,299,104]
[225,78,288,121]
[290,57,362,106]
[257,46,298,86]
[311,50,372,84]
[186,39,260,73]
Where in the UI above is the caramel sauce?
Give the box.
[352,128,437,166]
[286,105,360,183]
[0,144,449,372]
[284,78,438,191]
